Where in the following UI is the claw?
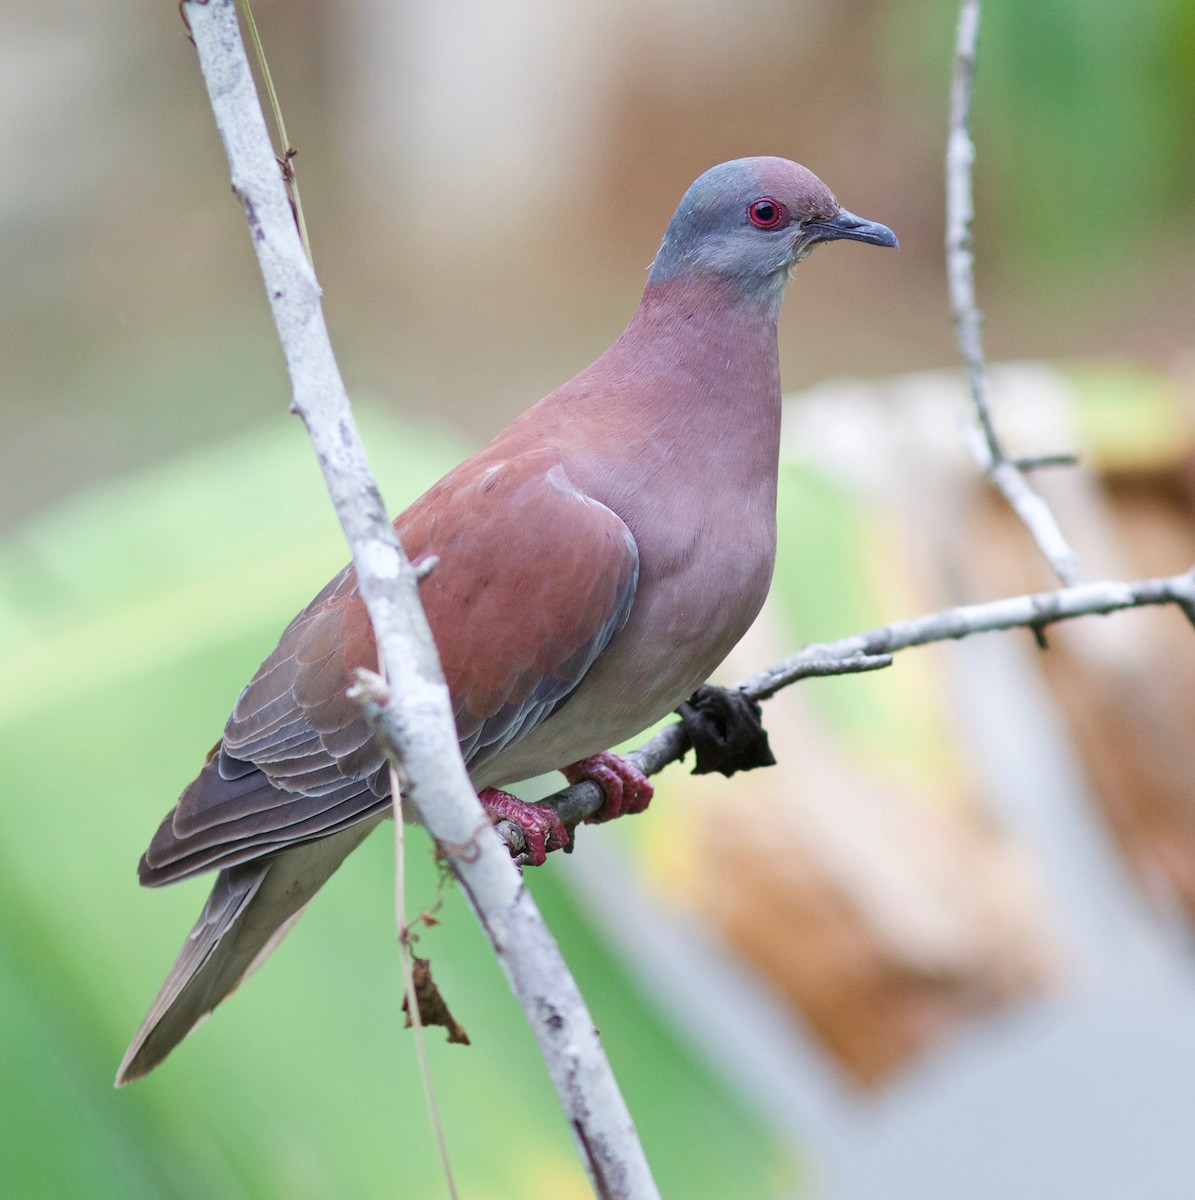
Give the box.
[479,788,570,866]
[562,752,653,824]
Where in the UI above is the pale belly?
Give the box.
[473,539,774,789]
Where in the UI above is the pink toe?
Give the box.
[563,752,654,823]
[480,788,569,865]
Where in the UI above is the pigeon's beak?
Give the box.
[805,208,899,250]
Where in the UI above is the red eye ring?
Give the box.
[747,197,786,229]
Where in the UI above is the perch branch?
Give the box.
[520,569,1195,838]
[184,2,658,1196]
[946,0,1084,586]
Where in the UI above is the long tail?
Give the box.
[116,821,377,1085]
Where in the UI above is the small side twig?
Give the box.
[1013,453,1081,472]
[513,568,1195,842]
[946,0,1083,587]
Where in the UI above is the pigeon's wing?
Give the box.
[139,451,638,884]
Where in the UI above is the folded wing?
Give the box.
[139,451,638,884]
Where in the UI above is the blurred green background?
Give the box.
[0,413,792,1198]
[3,0,1194,1197]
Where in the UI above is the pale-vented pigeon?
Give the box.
[117,156,897,1083]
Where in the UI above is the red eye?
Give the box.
[747,197,785,229]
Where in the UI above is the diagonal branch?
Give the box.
[183,2,658,1196]
[526,569,1195,835]
[946,0,1084,586]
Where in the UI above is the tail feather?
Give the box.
[116,820,379,1085]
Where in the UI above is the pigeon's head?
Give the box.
[648,157,897,302]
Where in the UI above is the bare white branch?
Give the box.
[946,0,1084,586]
[530,569,1195,834]
[752,569,1195,683]
[184,2,658,1194]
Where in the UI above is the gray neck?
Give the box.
[648,228,790,320]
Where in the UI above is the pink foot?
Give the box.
[562,752,654,824]
[480,787,570,866]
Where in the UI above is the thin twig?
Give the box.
[519,568,1195,838]
[183,3,658,1195]
[945,0,1083,586]
[946,0,1001,465]
[1013,453,1080,472]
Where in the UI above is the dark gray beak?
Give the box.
[806,208,899,250]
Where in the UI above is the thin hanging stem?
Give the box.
[235,0,314,265]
